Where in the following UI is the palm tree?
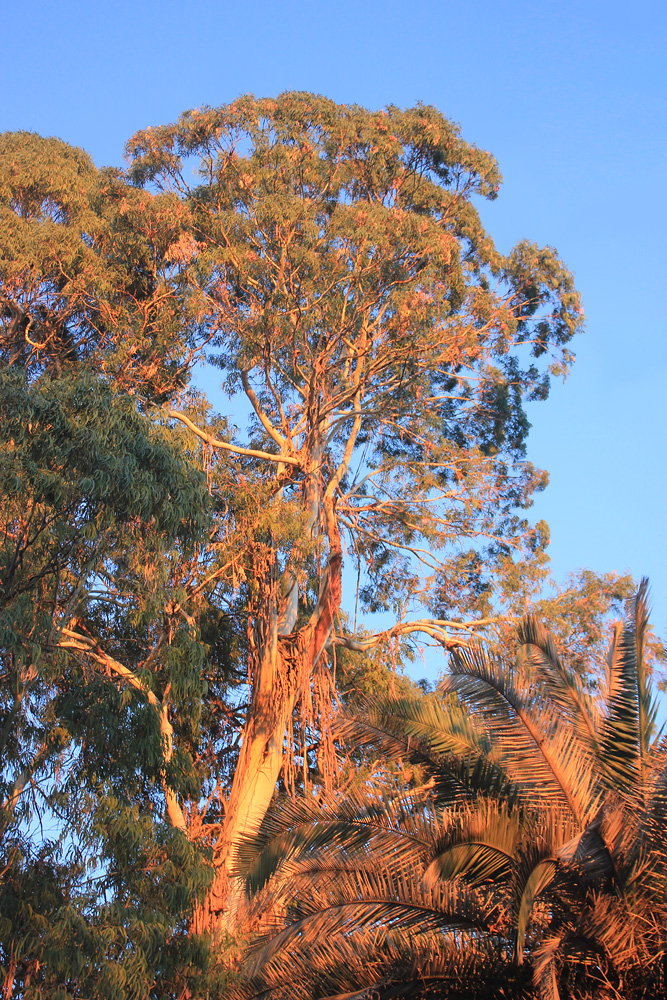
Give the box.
[233,581,667,1000]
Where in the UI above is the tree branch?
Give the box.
[240,369,289,449]
[57,627,187,832]
[167,410,301,467]
[332,616,506,654]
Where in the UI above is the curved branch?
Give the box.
[332,617,502,654]
[240,368,289,449]
[167,410,301,466]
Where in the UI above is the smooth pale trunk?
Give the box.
[192,608,298,934]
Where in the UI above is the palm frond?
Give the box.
[576,891,641,970]
[239,927,522,1000]
[532,934,562,1000]
[247,872,497,973]
[334,695,512,802]
[641,751,667,889]
[597,580,659,794]
[424,799,522,887]
[236,783,437,892]
[513,859,557,965]
[630,579,660,761]
[598,621,639,791]
[557,815,622,890]
[517,616,601,749]
[442,643,596,824]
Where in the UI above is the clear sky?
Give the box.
[2,0,665,645]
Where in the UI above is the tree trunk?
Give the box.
[187,421,342,933]
[190,626,296,936]
[191,497,342,937]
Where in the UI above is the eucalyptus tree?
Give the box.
[120,92,583,931]
[0,132,218,997]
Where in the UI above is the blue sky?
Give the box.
[3,0,665,647]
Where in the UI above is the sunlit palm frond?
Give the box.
[599,620,639,793]
[239,926,522,1000]
[510,807,579,966]
[631,578,660,757]
[513,858,557,966]
[573,892,644,976]
[598,580,659,794]
[517,616,601,749]
[640,750,667,892]
[247,870,498,971]
[242,880,506,1000]
[334,695,512,802]
[442,643,596,824]
[236,782,437,893]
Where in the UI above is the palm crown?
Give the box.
[235,580,667,1000]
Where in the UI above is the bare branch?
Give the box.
[332,616,505,654]
[167,410,301,467]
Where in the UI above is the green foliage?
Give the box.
[0,362,215,994]
[0,821,214,1000]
